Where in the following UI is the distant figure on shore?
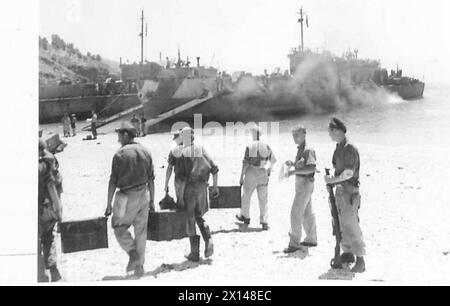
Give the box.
[236,126,277,230]
[283,126,318,253]
[38,138,63,282]
[131,114,140,137]
[61,114,71,137]
[140,114,147,137]
[166,57,170,69]
[70,114,77,137]
[90,110,98,139]
[104,121,155,278]
[324,117,366,273]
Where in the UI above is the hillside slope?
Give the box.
[39,35,120,86]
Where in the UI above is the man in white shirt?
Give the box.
[236,127,276,230]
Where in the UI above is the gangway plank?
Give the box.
[81,92,216,132]
[146,92,215,128]
[81,104,144,131]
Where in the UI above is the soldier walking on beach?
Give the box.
[180,127,219,262]
[140,114,147,137]
[283,126,318,253]
[236,126,277,230]
[61,113,71,137]
[104,121,155,278]
[38,138,63,282]
[90,110,98,139]
[131,113,140,137]
[70,114,77,137]
[164,129,185,208]
[324,118,366,273]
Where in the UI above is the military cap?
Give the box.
[249,125,262,137]
[172,128,182,140]
[115,121,137,137]
[181,127,194,136]
[292,125,307,134]
[328,117,347,133]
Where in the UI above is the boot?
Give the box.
[283,245,304,254]
[38,254,49,283]
[330,256,343,269]
[38,274,49,283]
[236,214,250,225]
[341,252,356,264]
[49,266,62,282]
[351,256,366,273]
[300,241,318,247]
[261,223,270,231]
[126,250,140,272]
[134,265,145,278]
[199,224,214,258]
[185,236,200,262]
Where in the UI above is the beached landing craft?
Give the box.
[38,8,425,130]
[39,82,141,123]
[129,8,425,131]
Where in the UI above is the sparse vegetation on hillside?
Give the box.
[39,35,120,86]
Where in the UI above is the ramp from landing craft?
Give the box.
[146,92,215,128]
[81,92,215,132]
[81,104,144,131]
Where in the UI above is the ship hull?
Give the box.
[143,90,338,130]
[143,80,425,130]
[39,94,141,123]
[384,82,425,100]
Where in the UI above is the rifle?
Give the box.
[325,168,342,269]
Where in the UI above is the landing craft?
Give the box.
[38,8,425,131]
[130,8,424,132]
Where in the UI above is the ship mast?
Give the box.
[139,10,145,65]
[297,7,309,52]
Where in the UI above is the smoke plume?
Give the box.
[229,54,398,117]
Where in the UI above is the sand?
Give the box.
[39,120,450,284]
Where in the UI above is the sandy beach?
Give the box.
[36,87,450,284]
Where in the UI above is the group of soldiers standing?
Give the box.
[37,116,366,282]
[234,118,365,273]
[61,113,77,137]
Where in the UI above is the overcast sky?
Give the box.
[39,0,450,82]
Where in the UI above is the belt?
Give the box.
[120,182,147,192]
[296,174,315,178]
[336,181,360,188]
[249,164,267,170]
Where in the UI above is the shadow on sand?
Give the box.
[318,267,355,281]
[102,259,213,281]
[211,223,263,235]
[272,248,310,260]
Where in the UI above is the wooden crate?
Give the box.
[42,132,66,154]
[60,217,108,254]
[209,186,241,209]
[147,210,189,241]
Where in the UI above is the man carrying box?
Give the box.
[164,129,185,208]
[104,121,155,278]
[180,127,219,262]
